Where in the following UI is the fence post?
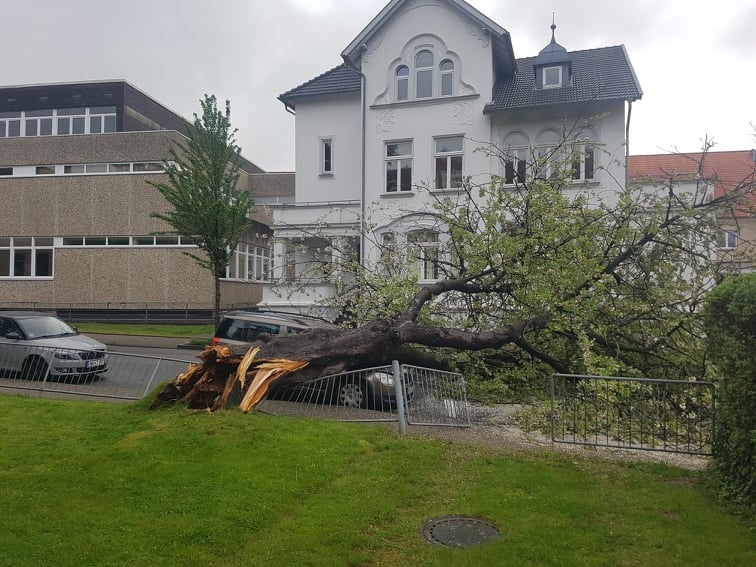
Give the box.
[392,360,407,435]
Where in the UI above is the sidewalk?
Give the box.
[87,333,205,350]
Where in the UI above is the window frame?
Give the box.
[543,66,562,89]
[0,237,54,279]
[384,140,414,193]
[504,147,528,185]
[439,59,454,97]
[571,143,596,182]
[319,137,334,176]
[433,135,464,190]
[415,50,434,99]
[408,230,440,282]
[719,229,738,250]
[395,65,409,101]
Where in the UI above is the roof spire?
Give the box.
[551,12,556,41]
[535,13,569,65]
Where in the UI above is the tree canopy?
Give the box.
[150,95,253,325]
[308,140,752,388]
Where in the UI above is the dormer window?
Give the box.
[396,65,409,101]
[415,50,434,98]
[543,66,562,88]
[440,60,454,96]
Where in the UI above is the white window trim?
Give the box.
[433,135,464,190]
[543,66,562,89]
[0,107,116,138]
[384,140,414,194]
[504,147,529,185]
[570,143,596,182]
[719,229,738,250]
[408,230,440,282]
[319,137,334,176]
[0,237,54,280]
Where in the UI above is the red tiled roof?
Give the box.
[628,150,756,217]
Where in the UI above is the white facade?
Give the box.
[263,0,641,316]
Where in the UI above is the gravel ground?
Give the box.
[404,403,710,471]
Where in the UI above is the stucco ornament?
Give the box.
[452,102,474,126]
[376,109,396,132]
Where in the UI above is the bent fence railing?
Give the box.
[256,363,471,428]
[550,374,716,455]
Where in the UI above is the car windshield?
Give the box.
[17,316,77,339]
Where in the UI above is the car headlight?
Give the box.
[54,351,79,360]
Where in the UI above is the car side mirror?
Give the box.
[5,331,20,340]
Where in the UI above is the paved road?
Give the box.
[0,339,200,402]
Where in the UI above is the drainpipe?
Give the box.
[342,48,367,270]
[625,100,633,189]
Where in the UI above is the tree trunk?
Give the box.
[150,315,548,411]
[213,274,222,328]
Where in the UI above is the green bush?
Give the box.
[703,273,756,515]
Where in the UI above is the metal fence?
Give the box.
[257,362,471,428]
[550,374,716,455]
[0,343,470,430]
[0,342,192,402]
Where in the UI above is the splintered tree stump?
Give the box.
[150,345,308,412]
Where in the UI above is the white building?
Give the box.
[262,0,642,316]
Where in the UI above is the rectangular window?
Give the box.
[0,237,54,279]
[417,70,433,98]
[571,144,595,181]
[35,166,55,175]
[719,230,738,249]
[224,243,271,281]
[434,136,464,189]
[320,138,333,175]
[385,141,413,192]
[0,167,13,176]
[133,162,163,172]
[543,66,562,88]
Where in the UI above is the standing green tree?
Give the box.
[149,95,253,326]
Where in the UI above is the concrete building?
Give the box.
[262,0,642,316]
[0,80,290,318]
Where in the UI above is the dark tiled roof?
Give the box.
[484,45,642,114]
[279,64,362,109]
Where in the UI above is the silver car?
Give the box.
[0,312,108,381]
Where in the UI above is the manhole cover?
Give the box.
[420,516,500,548]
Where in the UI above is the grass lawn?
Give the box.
[73,322,214,338]
[0,394,753,567]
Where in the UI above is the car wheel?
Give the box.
[21,356,49,381]
[338,379,369,409]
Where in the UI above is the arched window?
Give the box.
[440,59,454,96]
[503,132,529,185]
[535,129,561,179]
[408,230,439,281]
[415,50,434,98]
[396,65,409,101]
[571,132,596,182]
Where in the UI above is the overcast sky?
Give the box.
[3,0,754,171]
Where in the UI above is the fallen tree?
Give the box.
[152,142,756,411]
